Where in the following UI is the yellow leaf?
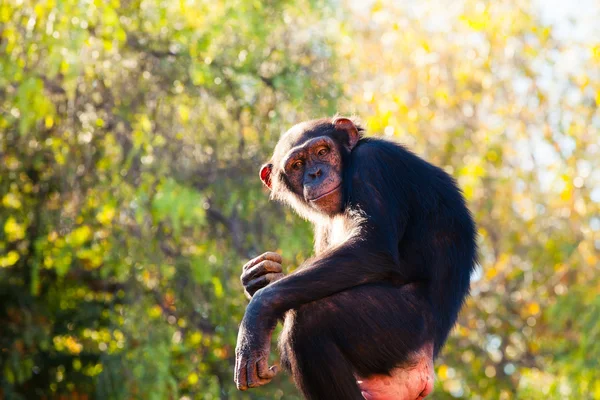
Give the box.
[44,256,54,268]
[459,12,490,32]
[212,277,224,298]
[188,372,199,385]
[189,332,202,346]
[591,45,600,62]
[434,88,449,102]
[4,217,26,242]
[45,115,54,128]
[485,267,497,279]
[4,154,20,170]
[178,105,190,123]
[371,1,383,12]
[437,364,448,380]
[64,336,83,354]
[2,193,22,209]
[560,186,572,202]
[0,251,20,267]
[96,206,116,226]
[68,226,92,246]
[527,302,540,315]
[149,305,162,319]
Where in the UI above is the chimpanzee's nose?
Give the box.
[308,167,322,180]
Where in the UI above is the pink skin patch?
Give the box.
[356,343,435,400]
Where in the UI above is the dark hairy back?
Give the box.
[344,137,478,350]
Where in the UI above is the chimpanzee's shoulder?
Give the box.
[351,137,415,167]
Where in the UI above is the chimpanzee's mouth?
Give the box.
[308,185,341,201]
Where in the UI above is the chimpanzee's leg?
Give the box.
[287,323,364,400]
[280,283,435,400]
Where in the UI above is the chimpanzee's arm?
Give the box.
[250,141,417,321]
[253,232,399,319]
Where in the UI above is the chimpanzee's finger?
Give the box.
[242,260,283,284]
[245,273,284,296]
[257,357,278,380]
[243,252,281,271]
[246,359,261,388]
[244,275,269,297]
[243,252,282,271]
[235,356,248,390]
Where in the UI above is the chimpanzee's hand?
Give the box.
[234,306,278,390]
[241,252,284,299]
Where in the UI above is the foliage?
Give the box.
[1,0,599,399]
[0,0,337,398]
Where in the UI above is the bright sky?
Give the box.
[348,0,600,41]
[536,0,600,41]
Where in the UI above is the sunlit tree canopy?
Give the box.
[1,0,599,398]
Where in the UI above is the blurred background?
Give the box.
[1,0,599,399]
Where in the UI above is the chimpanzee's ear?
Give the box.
[333,117,360,150]
[259,163,273,189]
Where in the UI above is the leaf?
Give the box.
[0,251,20,267]
[4,217,26,242]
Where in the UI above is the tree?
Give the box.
[1,0,337,398]
[1,0,599,398]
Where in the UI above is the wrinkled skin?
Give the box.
[280,135,344,215]
[241,252,284,299]
[258,118,358,217]
[234,315,277,389]
[235,253,283,390]
[240,253,436,399]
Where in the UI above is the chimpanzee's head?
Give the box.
[260,117,363,219]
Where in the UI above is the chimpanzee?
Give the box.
[235,117,477,399]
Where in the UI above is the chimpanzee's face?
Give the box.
[279,135,344,215]
[259,118,360,217]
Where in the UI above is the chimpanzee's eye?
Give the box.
[317,147,329,156]
[292,160,304,170]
